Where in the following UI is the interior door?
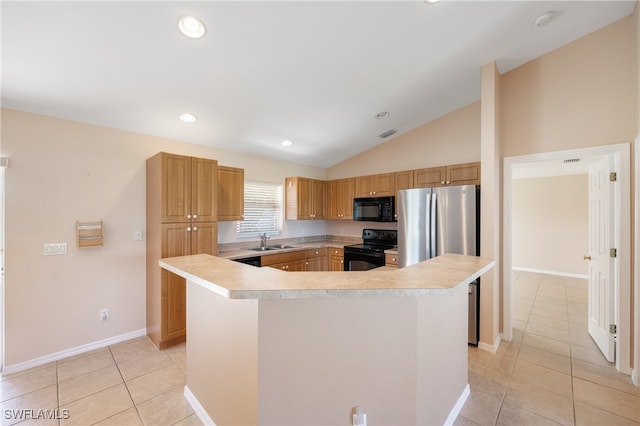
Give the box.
[587,156,615,362]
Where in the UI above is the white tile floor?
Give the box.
[1,271,638,425]
[458,271,640,425]
[0,337,200,426]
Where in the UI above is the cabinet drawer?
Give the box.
[261,250,306,266]
[328,247,344,256]
[385,253,398,267]
[305,248,327,258]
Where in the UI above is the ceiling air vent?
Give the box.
[379,129,398,139]
[563,158,580,164]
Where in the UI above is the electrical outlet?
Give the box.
[100,308,109,321]
[134,230,143,241]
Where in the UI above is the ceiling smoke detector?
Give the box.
[534,11,556,28]
[379,129,398,139]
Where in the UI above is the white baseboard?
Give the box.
[184,385,216,426]
[444,384,470,426]
[2,328,146,375]
[513,266,588,280]
[478,334,501,353]
[632,368,639,388]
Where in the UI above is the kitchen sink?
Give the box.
[268,244,296,249]
[248,244,296,251]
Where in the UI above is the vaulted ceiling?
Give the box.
[2,1,635,167]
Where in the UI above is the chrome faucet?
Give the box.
[259,233,270,248]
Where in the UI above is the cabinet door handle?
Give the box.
[187,214,192,219]
[186,227,192,232]
[192,226,198,231]
[193,214,198,219]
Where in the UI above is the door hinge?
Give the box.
[609,172,617,182]
[609,324,617,334]
[610,248,617,258]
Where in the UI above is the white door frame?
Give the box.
[503,143,631,374]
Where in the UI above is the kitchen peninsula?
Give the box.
[160,253,494,426]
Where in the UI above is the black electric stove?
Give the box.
[343,229,397,271]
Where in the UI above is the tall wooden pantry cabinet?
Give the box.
[146,152,218,349]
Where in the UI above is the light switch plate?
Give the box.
[44,243,67,256]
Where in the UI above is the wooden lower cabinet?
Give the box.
[270,259,307,271]
[329,248,344,271]
[162,269,187,342]
[261,247,336,272]
[385,253,398,268]
[305,248,327,271]
[149,222,218,349]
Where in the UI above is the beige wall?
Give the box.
[512,175,589,276]
[501,15,636,158]
[326,101,480,179]
[480,61,502,348]
[187,280,469,425]
[1,108,325,366]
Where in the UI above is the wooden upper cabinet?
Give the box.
[217,166,245,221]
[414,162,480,188]
[448,162,481,185]
[414,166,447,188]
[355,173,394,197]
[327,178,354,220]
[191,157,218,222]
[161,154,192,223]
[394,170,413,219]
[285,177,325,220]
[160,153,218,223]
[394,170,413,192]
[312,179,326,219]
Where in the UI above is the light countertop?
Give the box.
[160,253,494,300]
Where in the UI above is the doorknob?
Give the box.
[583,255,592,261]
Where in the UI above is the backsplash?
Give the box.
[218,234,361,252]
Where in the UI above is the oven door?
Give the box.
[343,250,385,271]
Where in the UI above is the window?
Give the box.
[236,181,283,237]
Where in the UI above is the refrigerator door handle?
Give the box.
[429,193,437,258]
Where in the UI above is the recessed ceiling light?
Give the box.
[281,140,293,147]
[375,111,390,120]
[534,11,556,28]
[179,113,197,123]
[178,15,206,39]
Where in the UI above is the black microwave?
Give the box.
[353,196,395,222]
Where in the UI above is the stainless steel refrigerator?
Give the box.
[397,185,480,344]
